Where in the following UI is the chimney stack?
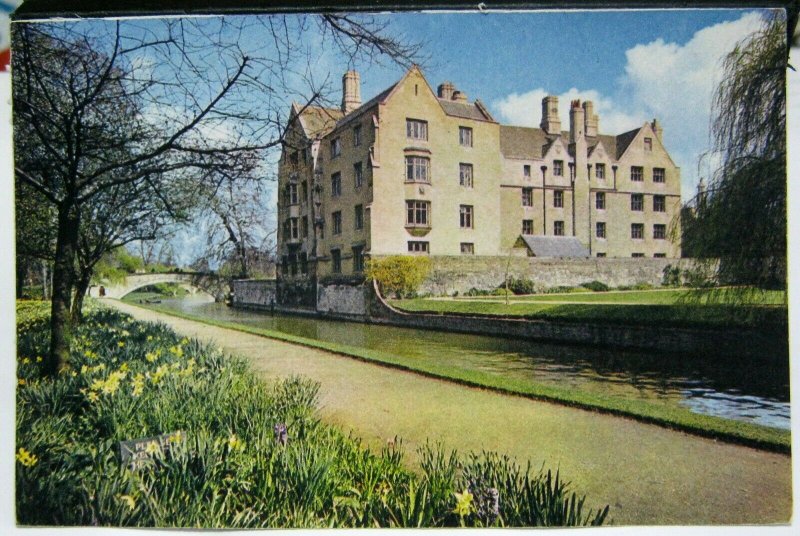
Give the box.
[437,81,455,100]
[341,70,361,114]
[651,118,663,142]
[569,99,585,142]
[583,101,599,137]
[452,90,468,103]
[540,96,561,135]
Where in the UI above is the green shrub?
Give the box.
[580,281,609,292]
[506,277,538,295]
[366,256,431,299]
[632,282,654,291]
[662,264,682,287]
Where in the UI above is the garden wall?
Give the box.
[316,283,368,318]
[231,279,276,310]
[420,256,703,295]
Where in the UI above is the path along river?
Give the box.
[109,299,792,525]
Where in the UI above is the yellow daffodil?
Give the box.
[146,335,154,342]
[15,448,38,467]
[169,430,184,443]
[118,341,125,348]
[18,378,26,386]
[22,357,31,365]
[35,356,43,363]
[118,494,136,511]
[145,442,160,455]
[227,434,243,451]
[453,489,474,517]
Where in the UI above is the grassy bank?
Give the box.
[15,301,608,528]
[391,292,787,330]
[124,302,791,453]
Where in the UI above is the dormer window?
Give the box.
[644,137,653,151]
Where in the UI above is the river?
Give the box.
[128,293,791,430]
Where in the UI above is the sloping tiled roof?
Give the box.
[439,99,493,121]
[298,106,344,139]
[333,84,397,130]
[499,126,551,159]
[500,125,642,161]
[519,235,590,258]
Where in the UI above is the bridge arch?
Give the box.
[89,272,227,301]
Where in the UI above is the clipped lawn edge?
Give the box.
[120,301,791,455]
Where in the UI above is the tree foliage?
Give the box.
[366,256,431,299]
[683,14,788,289]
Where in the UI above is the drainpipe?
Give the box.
[540,166,548,234]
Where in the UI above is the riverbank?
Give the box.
[126,299,790,452]
[15,301,608,528]
[107,300,792,525]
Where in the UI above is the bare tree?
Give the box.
[13,15,421,375]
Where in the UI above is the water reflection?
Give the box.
[140,295,790,430]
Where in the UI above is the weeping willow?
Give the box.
[686,13,788,290]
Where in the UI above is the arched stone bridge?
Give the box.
[89,272,228,301]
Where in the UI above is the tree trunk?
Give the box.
[41,260,50,300]
[46,203,80,376]
[71,269,92,325]
[16,257,27,299]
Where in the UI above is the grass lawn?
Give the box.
[391,288,787,329]
[124,301,791,453]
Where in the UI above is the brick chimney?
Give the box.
[452,90,468,103]
[540,96,561,135]
[341,70,361,114]
[651,118,663,142]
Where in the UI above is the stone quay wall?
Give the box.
[420,256,703,295]
[231,279,276,310]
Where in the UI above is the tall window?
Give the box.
[408,241,429,253]
[353,125,362,146]
[553,220,564,236]
[459,126,473,147]
[631,166,644,182]
[332,211,342,235]
[553,190,564,208]
[631,223,644,239]
[459,205,474,228]
[595,191,605,210]
[354,162,363,188]
[631,193,643,211]
[553,160,564,177]
[352,246,364,272]
[653,224,666,240]
[301,181,308,202]
[596,163,606,180]
[405,156,430,183]
[331,138,341,158]
[288,183,299,205]
[331,249,341,273]
[301,216,308,238]
[596,221,606,238]
[522,188,533,207]
[459,163,473,188]
[354,204,364,230]
[653,195,666,212]
[644,137,653,151]
[331,172,342,197]
[653,167,665,183]
[522,219,533,234]
[406,200,431,227]
[523,165,531,179]
[406,118,428,140]
[460,242,474,255]
[289,218,299,239]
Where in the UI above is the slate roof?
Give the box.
[500,125,641,161]
[518,235,590,258]
[439,99,493,121]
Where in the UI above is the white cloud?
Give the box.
[492,11,767,200]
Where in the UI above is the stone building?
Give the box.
[276,66,681,297]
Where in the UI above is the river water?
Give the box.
[135,294,791,430]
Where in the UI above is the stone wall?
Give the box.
[420,256,701,295]
[316,283,368,317]
[231,279,276,308]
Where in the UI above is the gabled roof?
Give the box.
[500,124,644,161]
[517,235,590,258]
[292,103,344,139]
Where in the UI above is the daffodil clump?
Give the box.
[16,301,607,528]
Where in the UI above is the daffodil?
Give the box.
[16,448,38,467]
[119,494,136,511]
[227,434,243,451]
[146,335,154,342]
[145,442,160,455]
[35,356,43,363]
[169,430,184,443]
[118,341,126,348]
[22,357,31,365]
[453,488,474,517]
[18,378,26,386]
